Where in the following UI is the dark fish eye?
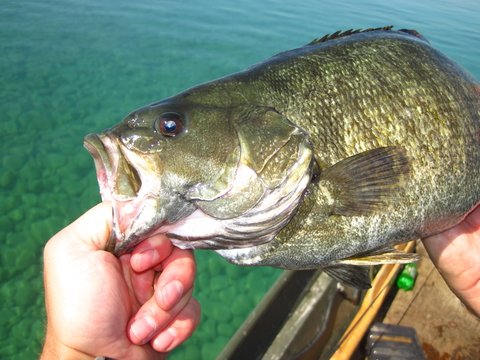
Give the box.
[155,112,183,137]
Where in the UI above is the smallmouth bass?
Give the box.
[84,27,480,287]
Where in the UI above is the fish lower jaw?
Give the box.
[110,194,167,254]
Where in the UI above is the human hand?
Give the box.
[41,202,200,360]
[422,205,480,317]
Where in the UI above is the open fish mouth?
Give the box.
[84,133,143,202]
[84,133,154,253]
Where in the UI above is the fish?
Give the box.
[84,27,480,287]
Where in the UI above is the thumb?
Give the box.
[62,201,114,251]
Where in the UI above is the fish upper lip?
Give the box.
[84,133,142,202]
[84,133,113,202]
[84,133,111,173]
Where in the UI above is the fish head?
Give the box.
[84,99,313,255]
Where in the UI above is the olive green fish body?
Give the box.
[215,30,480,270]
[85,28,480,286]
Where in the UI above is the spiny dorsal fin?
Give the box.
[398,28,429,42]
[307,26,394,46]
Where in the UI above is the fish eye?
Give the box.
[155,112,184,137]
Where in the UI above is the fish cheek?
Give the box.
[159,108,241,189]
[192,107,314,219]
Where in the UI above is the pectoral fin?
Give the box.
[319,146,410,216]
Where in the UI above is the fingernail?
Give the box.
[130,316,156,344]
[153,327,177,351]
[159,280,184,310]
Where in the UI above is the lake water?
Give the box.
[0,0,478,358]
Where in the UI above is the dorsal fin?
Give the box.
[307,26,394,46]
[398,28,429,43]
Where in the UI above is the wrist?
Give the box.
[41,332,95,360]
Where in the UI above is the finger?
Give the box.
[423,232,480,316]
[423,204,480,262]
[68,201,113,251]
[128,289,193,345]
[155,247,196,311]
[130,235,173,273]
[121,253,156,305]
[422,229,458,267]
[131,270,155,305]
[151,297,201,352]
[119,254,142,307]
[45,202,114,264]
[463,204,480,231]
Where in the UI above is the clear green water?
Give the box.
[0,0,478,359]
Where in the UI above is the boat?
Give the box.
[217,243,418,359]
